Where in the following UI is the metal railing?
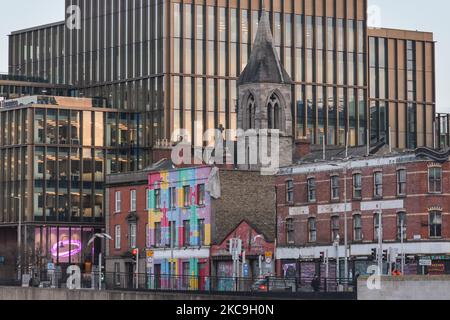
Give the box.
[5,271,356,295]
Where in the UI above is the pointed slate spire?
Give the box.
[238,10,293,86]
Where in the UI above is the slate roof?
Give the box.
[237,10,293,86]
[297,143,414,164]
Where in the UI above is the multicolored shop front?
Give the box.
[147,166,212,290]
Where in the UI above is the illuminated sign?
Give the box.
[51,240,82,258]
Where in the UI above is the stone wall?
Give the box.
[358,276,450,300]
[211,170,276,245]
[0,286,262,301]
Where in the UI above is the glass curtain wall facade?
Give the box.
[8,22,66,85]
[0,102,142,226]
[368,28,436,149]
[172,0,368,147]
[9,0,437,150]
[9,0,369,150]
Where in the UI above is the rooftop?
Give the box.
[10,21,65,36]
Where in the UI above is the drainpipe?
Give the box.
[274,185,278,277]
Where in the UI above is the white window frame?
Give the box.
[353,214,363,242]
[130,223,137,249]
[353,173,362,199]
[330,175,340,200]
[286,180,294,204]
[130,189,137,212]
[115,191,121,213]
[308,218,317,243]
[397,169,407,196]
[374,171,383,198]
[429,211,442,238]
[307,178,316,203]
[146,188,150,210]
[428,167,443,194]
[114,225,121,249]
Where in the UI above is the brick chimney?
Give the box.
[294,138,311,160]
[152,139,173,163]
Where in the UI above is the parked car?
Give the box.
[251,277,296,293]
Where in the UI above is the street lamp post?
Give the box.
[401,219,405,274]
[343,163,348,284]
[378,212,383,275]
[330,162,349,282]
[88,233,113,290]
[252,235,264,277]
[334,235,340,280]
[13,196,22,282]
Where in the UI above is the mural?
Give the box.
[147,166,212,288]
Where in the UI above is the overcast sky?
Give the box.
[0,0,449,112]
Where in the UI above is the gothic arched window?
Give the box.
[247,95,256,129]
[268,94,281,130]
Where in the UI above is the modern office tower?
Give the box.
[368,28,436,149]
[8,0,436,157]
[0,95,144,277]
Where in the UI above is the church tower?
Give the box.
[237,10,294,170]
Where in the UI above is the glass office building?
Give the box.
[0,96,143,271]
[8,0,436,154]
[368,28,436,149]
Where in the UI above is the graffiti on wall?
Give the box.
[147,166,212,280]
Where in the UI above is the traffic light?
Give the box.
[131,248,139,263]
[383,250,388,261]
[371,248,377,261]
[320,252,325,263]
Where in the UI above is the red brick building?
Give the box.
[276,148,450,279]
[211,220,275,291]
[105,160,175,287]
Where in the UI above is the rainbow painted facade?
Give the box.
[147,166,212,290]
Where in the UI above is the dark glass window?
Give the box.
[374,172,383,197]
[308,218,317,243]
[397,169,407,195]
[168,187,176,209]
[286,180,294,203]
[286,218,294,244]
[154,222,162,247]
[353,174,362,199]
[429,167,442,193]
[183,186,191,207]
[307,178,316,202]
[197,184,205,206]
[183,220,191,247]
[354,215,363,241]
[429,211,442,238]
[154,189,161,210]
[198,219,205,246]
[331,176,339,200]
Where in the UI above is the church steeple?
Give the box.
[237,10,293,86]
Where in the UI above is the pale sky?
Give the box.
[0,0,449,112]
